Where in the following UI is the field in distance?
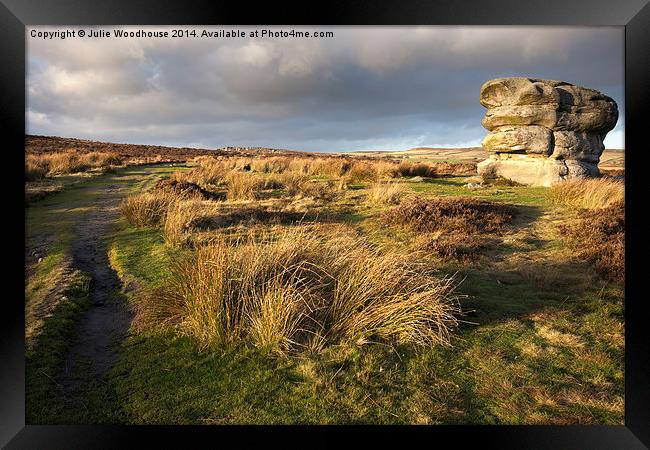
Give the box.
[347,147,625,173]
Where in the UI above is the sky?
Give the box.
[27,26,625,152]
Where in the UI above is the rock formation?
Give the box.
[477,77,618,186]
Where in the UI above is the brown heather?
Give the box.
[383,196,516,234]
[561,202,624,282]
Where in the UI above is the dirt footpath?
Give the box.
[59,184,132,396]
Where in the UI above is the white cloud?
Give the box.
[26,26,624,151]
[604,126,625,149]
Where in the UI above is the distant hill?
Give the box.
[25,135,624,171]
[25,135,306,160]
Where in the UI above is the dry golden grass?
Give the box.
[323,245,460,347]
[44,152,89,175]
[278,173,309,196]
[163,199,215,247]
[26,151,122,179]
[246,274,310,353]
[366,181,407,205]
[79,151,122,167]
[295,180,339,201]
[120,191,177,227]
[225,171,262,201]
[25,155,49,181]
[390,160,476,178]
[548,178,624,210]
[182,155,475,194]
[258,172,338,200]
[372,161,400,178]
[286,157,351,178]
[347,163,379,182]
[139,226,462,353]
[308,158,352,178]
[250,156,291,174]
[178,157,232,186]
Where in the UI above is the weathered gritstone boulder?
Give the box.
[482,125,553,155]
[551,131,604,163]
[477,77,618,186]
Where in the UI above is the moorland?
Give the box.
[25,136,624,424]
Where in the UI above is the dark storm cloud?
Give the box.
[27,26,625,151]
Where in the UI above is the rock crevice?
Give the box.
[477,77,618,186]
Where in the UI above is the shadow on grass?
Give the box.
[453,257,608,328]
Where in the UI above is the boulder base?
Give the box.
[477,156,600,187]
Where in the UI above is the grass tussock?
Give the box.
[548,178,624,210]
[163,199,212,247]
[250,157,292,174]
[383,196,516,234]
[347,163,378,183]
[120,192,177,227]
[137,226,462,354]
[366,181,407,205]
[182,158,229,186]
[396,160,476,178]
[561,202,624,282]
[225,172,262,201]
[296,181,339,201]
[25,156,50,181]
[25,151,122,179]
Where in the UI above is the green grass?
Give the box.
[25,162,625,424]
[104,195,623,424]
[108,222,178,289]
[406,177,548,206]
[26,270,91,423]
[105,281,622,424]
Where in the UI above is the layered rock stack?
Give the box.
[477,77,618,186]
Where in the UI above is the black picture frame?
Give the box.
[3,1,649,448]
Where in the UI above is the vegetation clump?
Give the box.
[152,178,214,200]
[548,178,624,210]
[414,233,491,263]
[225,171,262,201]
[137,226,462,354]
[561,202,624,282]
[366,181,407,205]
[119,191,177,227]
[383,196,516,234]
[25,151,122,180]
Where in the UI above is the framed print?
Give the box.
[2,0,649,447]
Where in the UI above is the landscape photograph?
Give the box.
[25,25,625,425]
